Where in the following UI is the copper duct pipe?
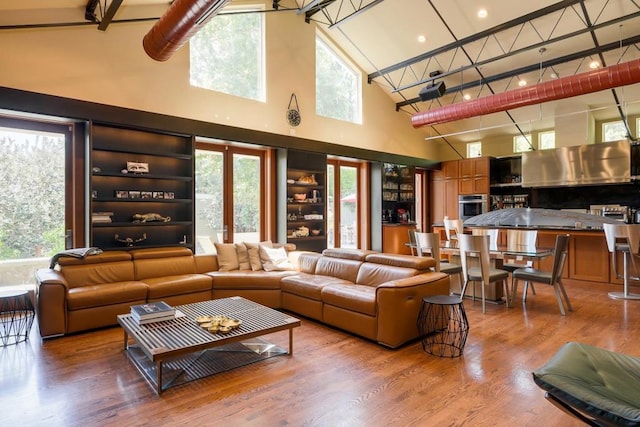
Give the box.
[411,58,640,128]
[143,0,231,62]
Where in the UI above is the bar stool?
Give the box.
[603,223,640,300]
[417,295,469,357]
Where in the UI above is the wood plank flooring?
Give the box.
[2,279,639,426]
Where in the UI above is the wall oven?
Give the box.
[459,194,488,221]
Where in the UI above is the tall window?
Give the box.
[466,141,482,158]
[538,131,555,150]
[190,8,265,102]
[316,34,362,124]
[195,143,265,253]
[327,159,361,248]
[0,120,73,285]
[602,120,627,142]
[514,134,533,152]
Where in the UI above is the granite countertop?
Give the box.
[460,208,621,231]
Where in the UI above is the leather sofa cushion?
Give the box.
[321,248,377,261]
[365,253,435,270]
[281,273,353,300]
[57,251,131,266]
[129,247,193,259]
[321,284,376,316]
[143,274,212,299]
[62,261,135,288]
[356,262,419,286]
[67,281,148,310]
[315,257,362,283]
[194,254,219,273]
[134,256,197,280]
[295,252,322,274]
[209,271,295,290]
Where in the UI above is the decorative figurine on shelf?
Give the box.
[297,174,317,185]
[132,213,171,223]
[114,233,147,247]
[294,226,309,237]
[125,161,150,174]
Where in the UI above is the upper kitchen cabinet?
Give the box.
[459,157,489,195]
[382,163,415,224]
[431,160,459,221]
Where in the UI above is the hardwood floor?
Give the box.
[2,279,639,426]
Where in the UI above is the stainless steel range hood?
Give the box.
[521,140,630,188]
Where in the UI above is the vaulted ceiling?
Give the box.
[2,0,640,150]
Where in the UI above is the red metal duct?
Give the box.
[143,0,231,62]
[411,58,640,128]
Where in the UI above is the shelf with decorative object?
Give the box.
[90,123,194,250]
[382,163,415,224]
[285,150,327,252]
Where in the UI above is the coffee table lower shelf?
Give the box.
[126,337,288,393]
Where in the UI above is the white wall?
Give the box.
[0,5,439,161]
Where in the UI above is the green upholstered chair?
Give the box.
[533,342,640,427]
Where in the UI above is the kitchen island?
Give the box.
[435,208,624,285]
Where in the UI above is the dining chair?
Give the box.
[503,229,538,302]
[603,223,640,300]
[415,232,463,290]
[511,234,572,315]
[443,218,464,241]
[407,228,418,256]
[458,234,510,314]
[471,228,499,250]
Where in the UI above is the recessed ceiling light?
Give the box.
[589,60,600,69]
[518,80,527,87]
[550,72,559,79]
[417,35,426,43]
[463,94,471,100]
[477,9,488,18]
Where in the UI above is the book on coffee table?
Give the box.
[131,301,175,322]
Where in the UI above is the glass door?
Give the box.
[0,118,74,285]
[327,159,360,248]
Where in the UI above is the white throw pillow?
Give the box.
[214,243,239,272]
[259,246,293,271]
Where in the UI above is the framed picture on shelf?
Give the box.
[152,191,164,199]
[126,161,149,174]
[141,191,153,199]
[129,191,141,199]
[115,190,129,199]
[164,192,175,199]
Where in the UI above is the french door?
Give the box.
[194,142,265,253]
[327,159,361,248]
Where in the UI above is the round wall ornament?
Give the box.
[287,93,301,127]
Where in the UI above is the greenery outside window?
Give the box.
[514,134,533,152]
[316,33,362,124]
[602,120,627,142]
[538,131,555,150]
[190,8,265,102]
[466,141,481,158]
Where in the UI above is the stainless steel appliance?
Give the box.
[459,194,488,221]
[590,204,629,223]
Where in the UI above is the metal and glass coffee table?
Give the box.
[117,296,301,394]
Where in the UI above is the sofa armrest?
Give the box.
[35,268,69,338]
[375,272,450,348]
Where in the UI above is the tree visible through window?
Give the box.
[514,134,533,152]
[466,141,482,158]
[539,131,555,150]
[190,9,265,102]
[316,35,361,124]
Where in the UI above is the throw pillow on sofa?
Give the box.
[259,245,293,271]
[244,241,273,271]
[214,243,239,271]
[235,242,251,270]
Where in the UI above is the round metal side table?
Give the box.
[0,289,35,346]
[417,295,469,358]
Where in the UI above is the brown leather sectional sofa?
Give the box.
[35,246,449,348]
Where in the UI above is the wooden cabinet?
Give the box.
[90,124,194,250]
[382,224,415,255]
[286,150,327,252]
[382,163,415,224]
[459,157,489,195]
[431,160,459,222]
